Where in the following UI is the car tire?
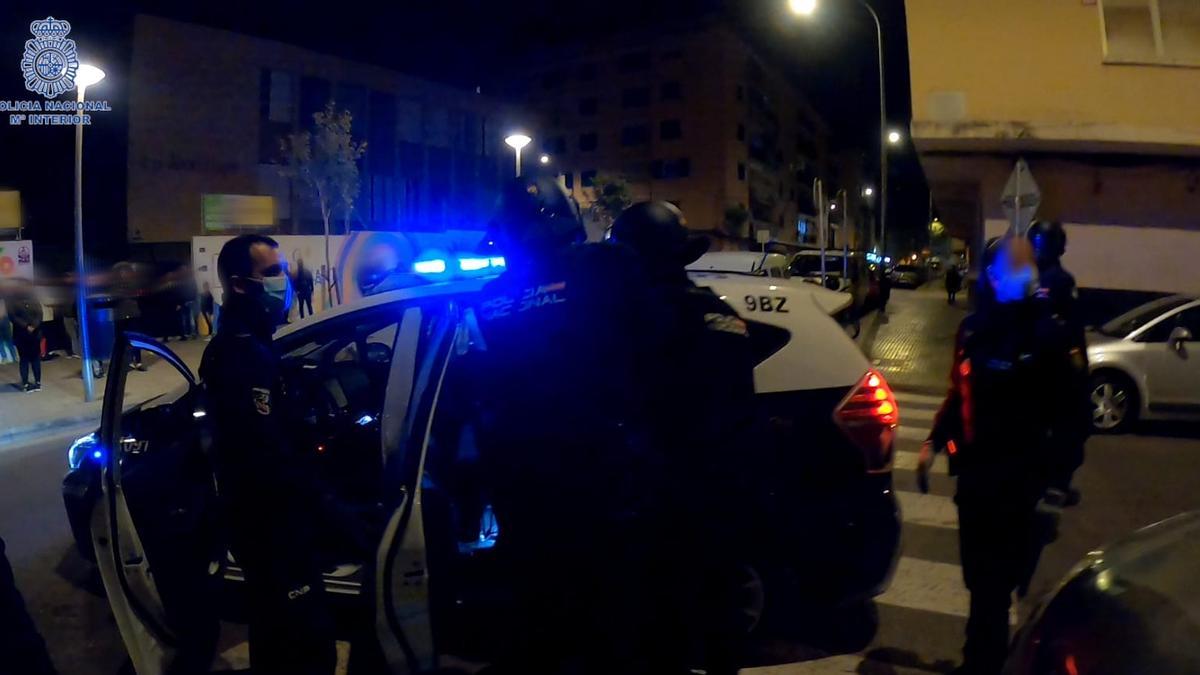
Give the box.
[1090,371,1138,434]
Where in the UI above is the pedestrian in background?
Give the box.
[918,236,1090,675]
[10,279,43,392]
[877,266,892,313]
[294,258,315,319]
[0,285,16,365]
[113,263,146,371]
[176,267,199,340]
[945,264,962,304]
[200,281,215,337]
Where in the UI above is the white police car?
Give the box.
[75,250,900,673]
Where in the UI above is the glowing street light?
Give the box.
[72,63,106,402]
[539,153,551,165]
[863,186,875,197]
[788,0,818,16]
[829,202,837,211]
[504,133,532,177]
[887,129,903,145]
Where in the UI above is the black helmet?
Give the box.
[489,175,583,262]
[609,201,709,266]
[1027,220,1067,263]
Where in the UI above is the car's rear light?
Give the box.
[833,370,898,473]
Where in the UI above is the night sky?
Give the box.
[1,0,929,267]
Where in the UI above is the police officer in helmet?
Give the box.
[609,201,759,674]
[472,176,669,673]
[918,236,1090,675]
[1027,220,1089,505]
[200,235,336,675]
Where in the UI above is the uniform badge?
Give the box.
[251,387,272,416]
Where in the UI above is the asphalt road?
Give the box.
[4,288,1200,674]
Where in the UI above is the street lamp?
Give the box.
[887,129,903,145]
[504,133,532,177]
[73,63,105,402]
[539,153,551,165]
[863,186,875,197]
[789,0,889,248]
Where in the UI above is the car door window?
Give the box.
[1139,307,1200,342]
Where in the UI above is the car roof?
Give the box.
[688,251,789,273]
[274,278,486,339]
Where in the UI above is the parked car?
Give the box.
[1005,511,1200,674]
[1085,295,1200,433]
[69,260,901,673]
[889,264,927,288]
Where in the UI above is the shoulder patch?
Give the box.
[704,312,748,337]
[251,387,272,416]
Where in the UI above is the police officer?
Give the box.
[471,177,669,674]
[608,201,759,674]
[1027,220,1089,504]
[917,236,1090,675]
[199,235,336,675]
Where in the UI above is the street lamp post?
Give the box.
[504,134,532,178]
[790,0,888,250]
[74,63,105,402]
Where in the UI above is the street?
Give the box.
[1,286,1198,674]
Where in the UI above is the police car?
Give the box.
[64,249,901,673]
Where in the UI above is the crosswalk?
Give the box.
[742,387,1003,674]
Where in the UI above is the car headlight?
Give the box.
[68,432,99,470]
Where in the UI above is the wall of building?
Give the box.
[128,15,520,245]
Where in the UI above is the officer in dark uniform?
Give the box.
[199,234,335,675]
[1027,220,1089,504]
[917,236,1090,675]
[608,201,759,674]
[471,177,669,674]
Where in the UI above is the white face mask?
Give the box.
[242,274,292,324]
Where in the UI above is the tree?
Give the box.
[279,101,367,306]
[723,203,750,239]
[588,175,632,235]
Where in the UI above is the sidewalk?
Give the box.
[0,339,208,446]
[858,283,968,395]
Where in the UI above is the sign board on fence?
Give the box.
[0,191,20,231]
[0,240,34,279]
[756,229,771,244]
[202,194,275,231]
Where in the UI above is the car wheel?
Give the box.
[1090,372,1137,434]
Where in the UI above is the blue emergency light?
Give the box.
[413,259,448,275]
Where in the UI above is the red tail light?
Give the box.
[833,370,899,473]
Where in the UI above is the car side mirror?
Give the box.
[1169,326,1192,352]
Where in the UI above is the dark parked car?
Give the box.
[889,264,927,288]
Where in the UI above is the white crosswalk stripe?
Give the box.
[896,424,929,442]
[892,448,949,474]
[896,490,959,529]
[893,391,945,407]
[900,406,937,423]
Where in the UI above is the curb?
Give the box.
[0,413,99,446]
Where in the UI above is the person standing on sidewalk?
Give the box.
[294,258,315,319]
[200,281,215,337]
[113,263,146,371]
[0,285,17,365]
[945,264,962,304]
[917,236,1089,675]
[10,279,44,392]
[200,234,335,675]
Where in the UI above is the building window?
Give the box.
[737,162,746,181]
[564,172,575,190]
[1101,0,1200,65]
[259,69,295,163]
[660,81,682,100]
[618,51,652,72]
[737,123,745,141]
[736,84,744,101]
[543,136,567,154]
[578,62,598,81]
[579,132,598,152]
[621,124,650,146]
[578,97,599,115]
[651,158,691,180]
[622,86,651,108]
[659,119,682,140]
[581,170,598,187]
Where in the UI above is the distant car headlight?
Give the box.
[68,432,100,470]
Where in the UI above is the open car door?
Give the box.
[93,330,219,675]
[374,303,459,673]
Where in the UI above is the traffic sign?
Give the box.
[1001,158,1040,236]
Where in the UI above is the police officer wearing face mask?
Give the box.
[917,236,1089,675]
[1027,220,1089,505]
[199,235,336,675]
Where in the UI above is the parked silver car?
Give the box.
[1086,295,1200,433]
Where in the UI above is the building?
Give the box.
[515,23,830,245]
[126,15,521,257]
[906,0,1200,308]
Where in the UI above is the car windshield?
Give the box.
[790,255,844,276]
[1098,296,1193,338]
